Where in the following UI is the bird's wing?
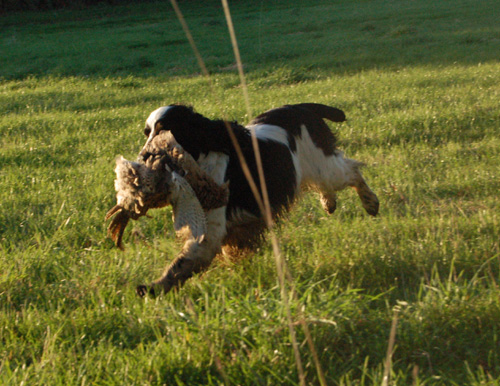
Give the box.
[171,172,207,243]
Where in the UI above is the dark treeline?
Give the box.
[0,0,158,12]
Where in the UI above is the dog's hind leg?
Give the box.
[351,172,379,216]
[337,156,379,216]
[319,191,337,214]
[311,155,379,217]
[317,175,378,217]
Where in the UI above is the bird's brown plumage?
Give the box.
[106,131,229,249]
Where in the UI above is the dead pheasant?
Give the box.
[106,131,229,249]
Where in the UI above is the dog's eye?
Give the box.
[155,121,164,132]
[144,127,151,137]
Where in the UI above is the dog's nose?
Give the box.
[139,149,151,162]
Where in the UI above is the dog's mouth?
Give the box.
[140,131,187,177]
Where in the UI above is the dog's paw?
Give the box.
[364,196,379,216]
[136,284,156,298]
[320,193,337,215]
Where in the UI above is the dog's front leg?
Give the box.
[137,207,227,297]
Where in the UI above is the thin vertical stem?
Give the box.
[169,2,328,384]
[382,310,399,386]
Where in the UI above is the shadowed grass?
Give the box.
[2,0,500,79]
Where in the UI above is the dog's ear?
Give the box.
[160,107,233,157]
[186,114,240,156]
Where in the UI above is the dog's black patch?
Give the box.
[154,105,248,159]
[225,138,297,218]
[250,103,345,156]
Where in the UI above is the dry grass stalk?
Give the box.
[168,1,328,384]
[382,309,399,386]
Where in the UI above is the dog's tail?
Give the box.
[294,103,346,123]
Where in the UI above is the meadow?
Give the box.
[1,0,499,384]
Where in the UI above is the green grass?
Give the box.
[1,0,500,384]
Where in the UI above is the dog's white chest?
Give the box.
[196,152,230,185]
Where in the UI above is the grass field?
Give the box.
[1,0,500,384]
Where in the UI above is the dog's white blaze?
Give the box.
[141,106,175,154]
[145,106,173,132]
[294,125,359,191]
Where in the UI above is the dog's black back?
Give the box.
[153,104,345,220]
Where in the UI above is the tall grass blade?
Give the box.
[382,309,399,386]
[169,0,210,78]
[221,1,327,385]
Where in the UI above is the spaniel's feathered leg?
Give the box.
[352,175,379,217]
[313,156,379,217]
[137,206,227,296]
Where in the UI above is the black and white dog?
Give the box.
[137,103,379,296]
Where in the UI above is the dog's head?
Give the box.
[140,104,232,160]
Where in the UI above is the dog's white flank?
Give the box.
[136,103,379,296]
